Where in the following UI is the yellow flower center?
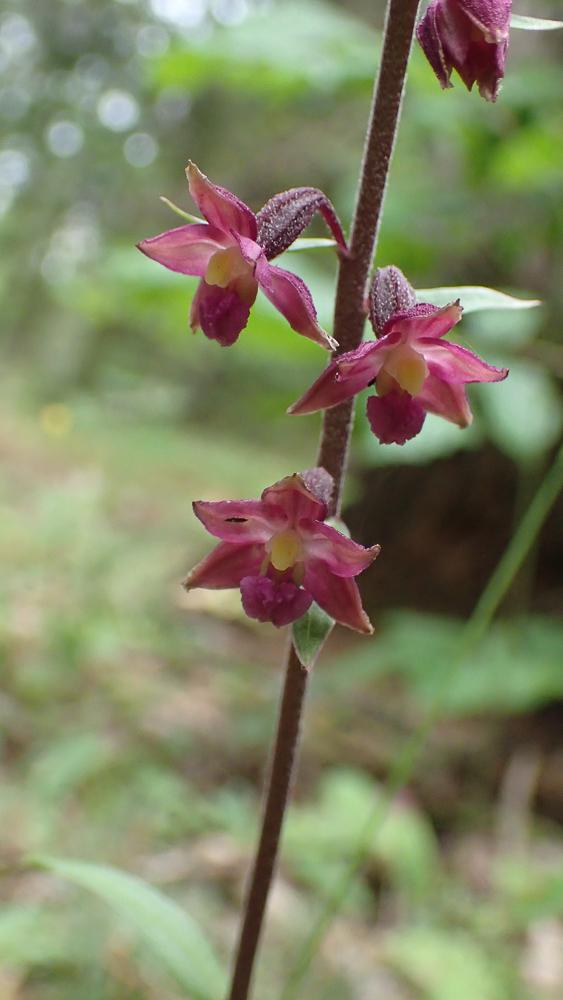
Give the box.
[205,246,257,305]
[269,529,304,572]
[205,246,250,287]
[379,345,428,396]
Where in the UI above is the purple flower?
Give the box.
[417,0,512,101]
[184,469,379,633]
[289,266,508,446]
[137,162,347,349]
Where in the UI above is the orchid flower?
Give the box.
[137,162,347,349]
[289,266,508,446]
[185,469,379,634]
[417,0,511,101]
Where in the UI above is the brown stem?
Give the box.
[319,0,421,513]
[226,3,419,997]
[227,645,307,1000]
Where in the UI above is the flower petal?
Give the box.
[382,301,463,342]
[416,0,452,89]
[261,474,327,524]
[421,339,509,383]
[423,0,509,102]
[137,223,229,276]
[190,281,256,346]
[193,499,286,543]
[255,258,337,350]
[459,0,511,42]
[240,575,312,627]
[288,338,394,415]
[366,391,426,445]
[301,521,380,577]
[184,541,264,590]
[417,372,472,427]
[186,161,257,240]
[304,559,373,634]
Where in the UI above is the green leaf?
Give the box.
[152,0,380,100]
[384,927,509,1000]
[476,361,563,466]
[511,14,563,31]
[416,285,541,313]
[285,237,338,252]
[32,856,226,1000]
[285,769,440,903]
[292,601,334,669]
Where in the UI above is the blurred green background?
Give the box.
[1,0,563,997]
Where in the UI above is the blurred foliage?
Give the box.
[1,0,563,997]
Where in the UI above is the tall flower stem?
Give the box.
[227,3,420,998]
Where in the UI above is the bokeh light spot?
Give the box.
[46,120,84,158]
[97,89,139,132]
[123,132,158,167]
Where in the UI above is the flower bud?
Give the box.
[417,0,511,102]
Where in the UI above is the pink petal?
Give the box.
[417,372,472,427]
[366,391,426,445]
[416,0,452,89]
[137,223,229,276]
[304,559,373,634]
[193,499,286,543]
[434,0,508,101]
[190,281,256,346]
[421,339,509,383]
[288,338,394,416]
[235,234,266,267]
[255,258,337,350]
[301,521,380,577]
[261,474,327,524]
[240,575,312,627]
[186,162,257,241]
[459,0,511,42]
[382,301,463,343]
[184,541,264,590]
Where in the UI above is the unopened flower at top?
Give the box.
[137,162,347,349]
[185,469,379,634]
[289,266,508,446]
[417,0,511,101]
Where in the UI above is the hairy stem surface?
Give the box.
[226,4,420,997]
